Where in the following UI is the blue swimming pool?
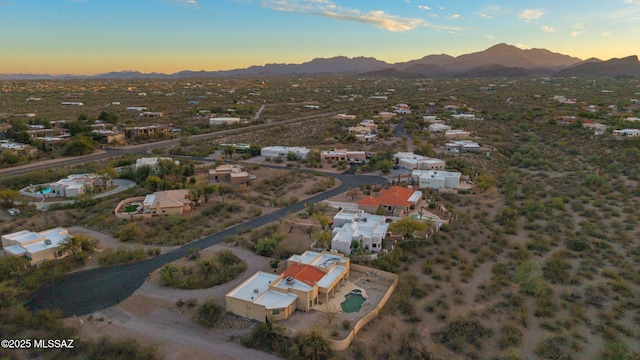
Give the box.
[36,187,51,194]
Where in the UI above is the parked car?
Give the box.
[249,175,256,180]
[8,208,20,216]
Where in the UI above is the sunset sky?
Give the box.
[1,0,640,75]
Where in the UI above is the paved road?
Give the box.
[28,170,386,317]
[394,120,414,152]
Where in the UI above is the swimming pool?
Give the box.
[36,187,51,195]
[340,290,366,313]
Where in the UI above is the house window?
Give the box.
[372,243,377,248]
[272,309,280,315]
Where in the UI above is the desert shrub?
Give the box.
[195,299,224,327]
[498,324,523,349]
[432,318,494,354]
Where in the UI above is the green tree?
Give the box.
[63,136,95,156]
[145,175,163,192]
[202,185,217,203]
[0,189,19,208]
[289,331,332,360]
[160,264,179,287]
[95,167,119,190]
[60,235,84,260]
[255,237,279,257]
[117,223,142,242]
[389,217,429,239]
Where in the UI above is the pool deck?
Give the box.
[278,269,393,332]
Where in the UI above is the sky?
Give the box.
[1,0,640,75]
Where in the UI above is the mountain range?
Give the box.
[2,43,639,80]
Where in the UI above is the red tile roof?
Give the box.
[357,186,417,208]
[282,264,326,286]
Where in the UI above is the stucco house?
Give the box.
[412,170,461,190]
[225,251,350,322]
[209,164,250,185]
[50,174,96,198]
[1,228,71,265]
[142,189,192,215]
[357,186,422,216]
[331,210,389,255]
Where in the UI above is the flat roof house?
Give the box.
[261,146,310,159]
[412,170,461,191]
[210,117,241,126]
[613,129,640,138]
[357,186,422,216]
[445,129,471,139]
[50,174,95,198]
[226,251,350,322]
[331,210,389,255]
[321,149,366,164]
[393,152,446,171]
[209,164,250,185]
[1,227,71,265]
[135,157,178,170]
[142,189,192,215]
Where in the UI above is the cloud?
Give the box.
[163,0,199,7]
[571,23,586,37]
[260,0,427,32]
[518,9,544,20]
[485,34,495,39]
[624,0,640,4]
[418,5,430,10]
[476,5,504,19]
[475,12,493,19]
[541,25,555,33]
[446,14,460,19]
[515,43,529,49]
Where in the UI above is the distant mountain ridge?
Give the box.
[2,43,638,80]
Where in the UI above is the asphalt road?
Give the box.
[27,170,386,317]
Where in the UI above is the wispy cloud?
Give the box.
[485,34,495,39]
[475,12,493,19]
[518,9,544,20]
[475,5,504,19]
[624,0,640,4]
[516,43,529,49]
[542,25,555,33]
[417,5,430,10]
[446,14,460,19]
[571,23,586,37]
[163,0,199,7]
[260,0,426,32]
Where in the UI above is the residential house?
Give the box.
[359,119,378,131]
[331,210,389,255]
[355,133,378,142]
[92,130,125,144]
[124,125,170,138]
[135,157,178,170]
[320,149,366,164]
[394,104,411,114]
[126,106,147,112]
[428,123,452,133]
[348,125,372,135]
[226,251,350,322]
[393,152,446,170]
[330,114,357,120]
[1,227,71,265]
[412,170,461,190]
[357,186,422,216]
[142,189,192,215]
[0,141,38,157]
[50,174,96,198]
[613,129,640,138]
[140,112,164,118]
[444,129,471,139]
[445,140,480,153]
[261,146,310,159]
[210,117,241,126]
[209,164,251,185]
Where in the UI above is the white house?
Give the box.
[412,170,461,190]
[393,152,446,171]
[445,129,471,139]
[428,123,452,133]
[135,157,178,170]
[331,210,389,255]
[444,140,481,153]
[50,174,96,198]
[613,129,640,138]
[126,106,147,112]
[209,117,241,126]
[1,228,71,265]
[261,146,310,159]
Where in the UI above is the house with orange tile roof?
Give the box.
[225,251,350,322]
[357,186,422,216]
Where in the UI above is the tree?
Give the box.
[311,230,332,249]
[96,167,119,190]
[145,175,163,192]
[63,136,95,156]
[160,264,179,286]
[188,186,204,207]
[202,185,217,203]
[0,189,19,209]
[289,331,332,360]
[60,235,84,260]
[255,237,279,257]
[224,146,235,159]
[389,217,429,239]
[197,260,216,281]
[475,174,495,192]
[347,188,360,200]
[322,305,340,325]
[281,214,298,233]
[218,185,233,204]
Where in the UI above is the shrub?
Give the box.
[195,299,224,327]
